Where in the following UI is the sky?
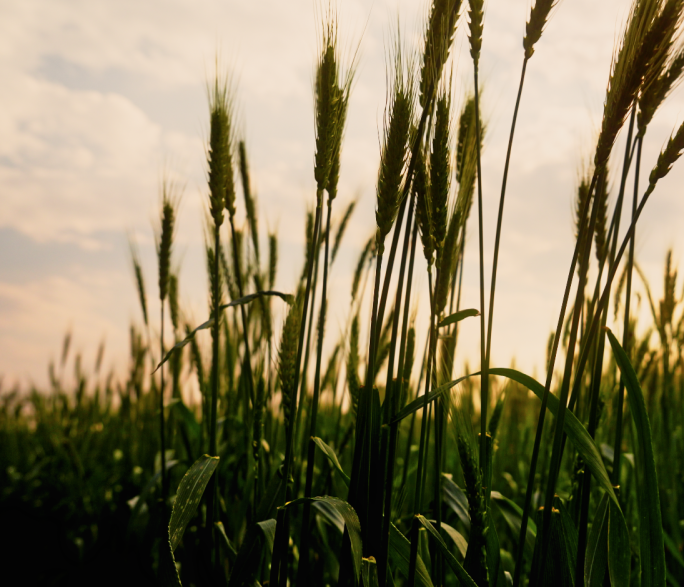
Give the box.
[2,0,684,391]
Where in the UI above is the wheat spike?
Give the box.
[595,0,676,170]
[468,0,484,67]
[414,144,434,268]
[430,91,452,257]
[420,0,463,108]
[523,0,557,59]
[278,296,303,434]
[376,42,415,254]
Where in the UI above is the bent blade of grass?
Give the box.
[585,493,609,586]
[607,498,630,587]
[284,496,363,583]
[169,454,220,551]
[389,522,434,587]
[313,436,351,486]
[154,290,293,371]
[416,515,479,587]
[488,367,619,506]
[606,328,665,587]
[438,308,479,328]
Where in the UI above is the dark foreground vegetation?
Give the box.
[4,0,684,585]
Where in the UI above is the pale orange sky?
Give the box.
[2,0,684,390]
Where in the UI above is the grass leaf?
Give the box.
[489,367,619,506]
[388,522,434,586]
[606,328,665,587]
[169,455,220,552]
[313,436,351,486]
[416,515,479,587]
[438,308,480,328]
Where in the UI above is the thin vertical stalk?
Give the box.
[379,193,415,586]
[207,224,221,559]
[613,134,642,485]
[299,198,334,584]
[535,169,602,583]
[483,57,528,442]
[229,216,256,407]
[413,272,437,514]
[270,201,322,585]
[473,69,488,471]
[512,171,599,587]
[159,303,168,498]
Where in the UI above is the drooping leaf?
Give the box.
[155,290,293,371]
[438,308,480,328]
[606,328,665,587]
[439,522,468,558]
[607,498,630,586]
[313,436,351,486]
[442,475,471,531]
[362,557,380,587]
[488,367,618,505]
[416,515,479,587]
[491,491,536,558]
[284,496,363,583]
[388,522,434,587]
[169,455,220,551]
[392,374,470,425]
[585,494,609,586]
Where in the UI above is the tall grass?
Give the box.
[6,1,684,586]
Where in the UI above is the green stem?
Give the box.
[511,173,598,587]
[298,198,333,585]
[160,302,168,498]
[483,56,528,454]
[535,169,602,583]
[613,134,641,486]
[207,223,221,564]
[413,271,437,515]
[473,67,488,472]
[379,193,416,587]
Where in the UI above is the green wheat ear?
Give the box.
[420,0,463,108]
[430,90,452,259]
[375,42,415,255]
[156,180,179,303]
[278,294,303,436]
[523,0,557,59]
[467,0,484,67]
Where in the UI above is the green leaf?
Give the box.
[257,519,277,553]
[607,498,630,586]
[438,308,479,328]
[391,374,470,425]
[155,290,293,371]
[388,523,434,587]
[160,536,183,587]
[416,515,479,587]
[442,475,471,531]
[313,436,351,486]
[488,367,618,506]
[491,491,536,558]
[169,454,220,551]
[215,521,238,565]
[606,328,665,587]
[284,496,363,583]
[362,557,380,587]
[439,522,467,559]
[585,494,609,586]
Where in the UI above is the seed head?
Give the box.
[414,145,434,268]
[279,296,303,433]
[523,0,557,60]
[420,0,463,108]
[430,92,452,256]
[157,183,179,303]
[468,0,484,68]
